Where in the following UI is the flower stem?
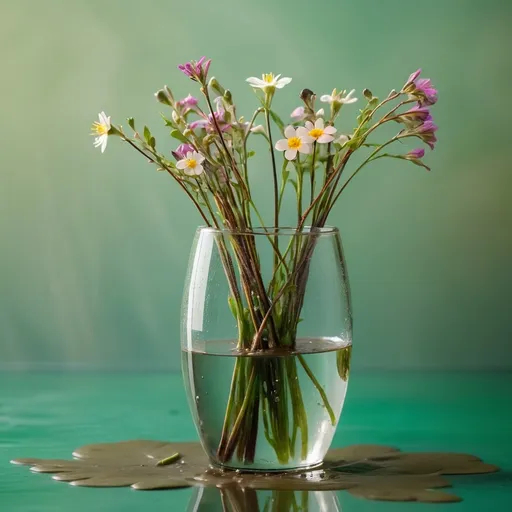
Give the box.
[298,354,336,425]
[265,107,280,271]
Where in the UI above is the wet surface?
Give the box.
[2,371,511,510]
[11,439,498,502]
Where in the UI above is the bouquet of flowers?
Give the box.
[92,59,437,468]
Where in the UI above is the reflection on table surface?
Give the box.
[1,371,511,511]
[188,488,340,512]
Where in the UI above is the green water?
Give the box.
[182,339,347,470]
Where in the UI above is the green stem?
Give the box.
[298,355,336,425]
[265,107,280,272]
[310,142,317,206]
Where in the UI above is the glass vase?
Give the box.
[181,227,352,471]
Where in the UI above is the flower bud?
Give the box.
[363,88,373,100]
[223,90,232,104]
[300,88,315,103]
[155,89,172,106]
[208,77,225,95]
[172,110,180,123]
[250,125,266,135]
[334,134,349,146]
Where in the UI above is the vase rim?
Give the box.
[198,225,339,236]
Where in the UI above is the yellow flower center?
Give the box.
[287,137,302,150]
[186,158,197,169]
[92,122,108,136]
[263,73,275,83]
[309,128,324,139]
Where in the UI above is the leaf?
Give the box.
[127,117,135,130]
[269,110,285,132]
[143,126,151,143]
[149,136,156,149]
[161,113,175,128]
[170,129,189,144]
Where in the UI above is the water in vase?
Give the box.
[182,337,351,471]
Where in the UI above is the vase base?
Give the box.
[208,459,323,474]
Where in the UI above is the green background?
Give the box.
[1,0,511,370]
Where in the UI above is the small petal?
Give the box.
[275,139,289,151]
[323,126,337,135]
[320,95,332,103]
[296,126,309,138]
[314,118,325,129]
[285,149,297,160]
[176,160,187,169]
[276,77,292,88]
[299,134,315,144]
[317,134,334,144]
[284,125,296,138]
[298,144,312,155]
[304,121,314,131]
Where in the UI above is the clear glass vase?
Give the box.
[181,227,352,471]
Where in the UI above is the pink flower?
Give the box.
[397,105,432,126]
[178,57,212,83]
[410,120,438,150]
[172,143,196,160]
[290,106,306,121]
[402,69,438,106]
[177,94,199,113]
[404,148,430,171]
[188,110,231,133]
[406,148,425,159]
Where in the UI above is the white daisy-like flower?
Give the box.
[91,111,111,153]
[275,125,313,161]
[176,151,205,176]
[246,73,292,92]
[297,118,337,144]
[320,89,358,106]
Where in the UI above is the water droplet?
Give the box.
[274,397,280,402]
[200,375,204,379]
[195,395,200,401]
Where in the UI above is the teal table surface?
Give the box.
[1,371,511,511]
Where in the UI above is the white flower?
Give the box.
[176,151,205,176]
[275,125,313,161]
[320,88,358,106]
[334,134,349,146]
[246,73,292,92]
[297,118,337,144]
[91,111,111,153]
[315,108,325,118]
